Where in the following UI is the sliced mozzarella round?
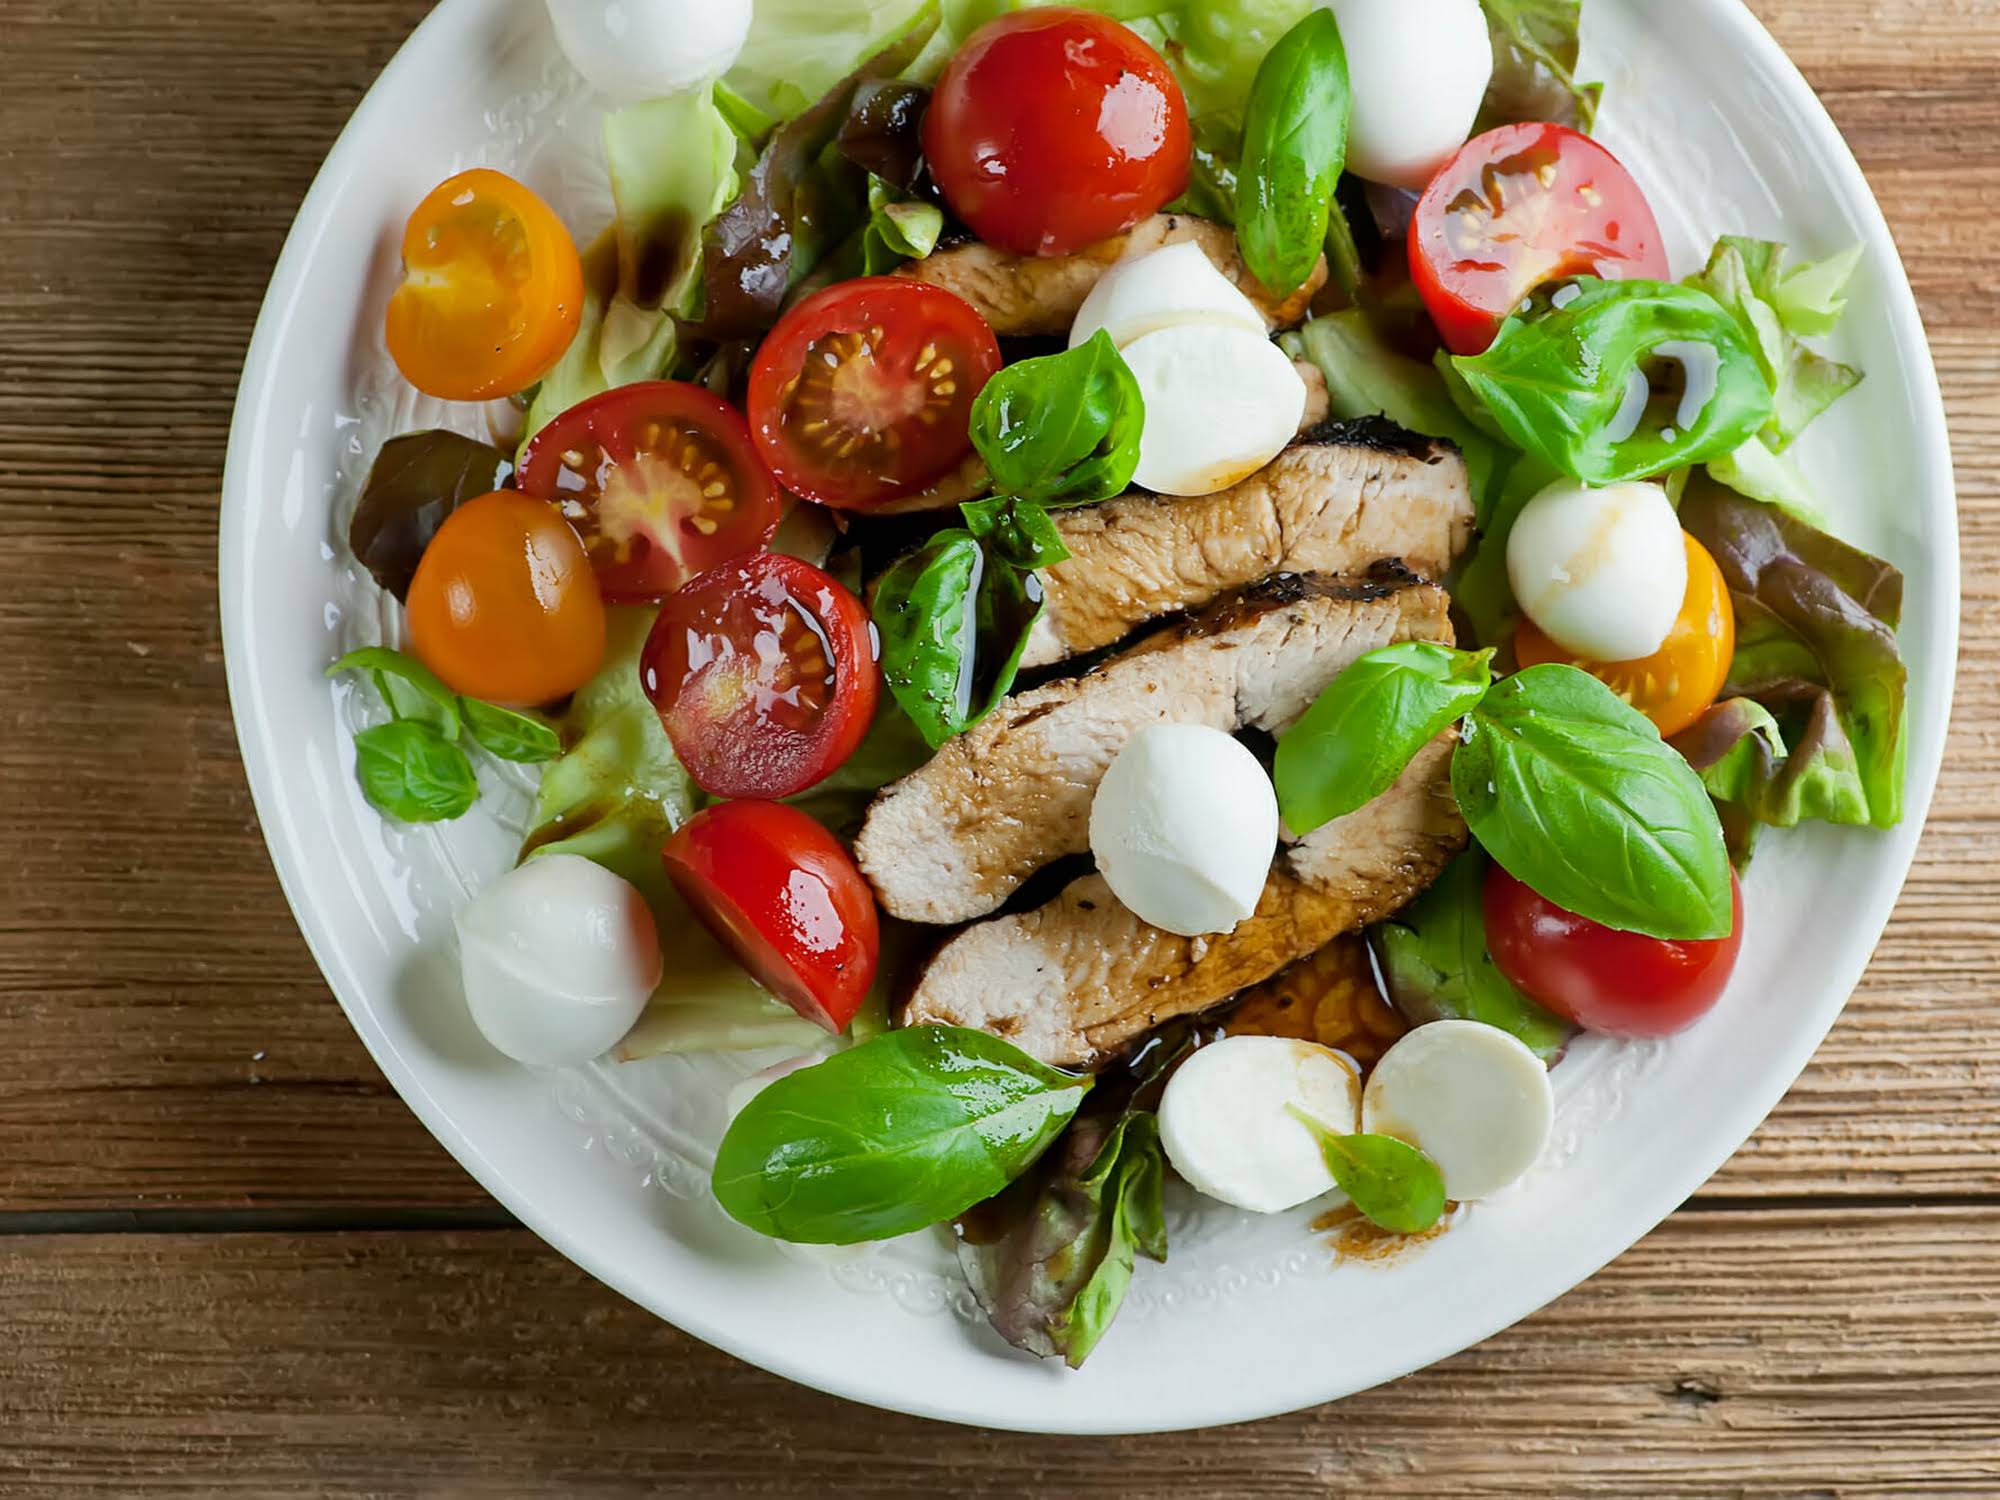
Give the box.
[1160,1036,1362,1214]
[1122,326,1308,496]
[1322,0,1494,190]
[1069,241,1268,352]
[1506,478,1689,662]
[1090,724,1279,937]
[545,0,753,104]
[1361,1020,1554,1201]
[455,854,662,1066]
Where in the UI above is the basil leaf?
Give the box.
[712,1025,1092,1244]
[960,495,1072,571]
[461,699,563,764]
[967,331,1144,508]
[1275,643,1493,835]
[1287,1109,1447,1234]
[350,720,478,824]
[1451,279,1775,485]
[1476,0,1601,134]
[1236,8,1350,297]
[1370,853,1573,1061]
[328,647,462,740]
[348,431,512,602]
[1454,665,1734,940]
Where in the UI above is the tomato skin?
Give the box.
[923,9,1191,257]
[640,553,880,799]
[1484,865,1745,1039]
[1411,123,1669,356]
[405,491,606,707]
[664,801,880,1033]
[387,169,584,401]
[748,278,1002,510]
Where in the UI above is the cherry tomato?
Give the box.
[1484,865,1745,1039]
[640,553,879,799]
[386,169,584,402]
[922,9,1191,257]
[664,801,881,1033]
[516,381,783,603]
[405,491,606,706]
[1410,124,1669,356]
[1515,532,1736,739]
[748,279,1002,510]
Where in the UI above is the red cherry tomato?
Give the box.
[640,552,879,800]
[748,278,1001,510]
[1483,865,1745,1039]
[664,801,880,1033]
[922,9,1191,257]
[517,381,783,602]
[1410,123,1670,356]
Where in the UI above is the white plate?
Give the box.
[221,0,1958,1434]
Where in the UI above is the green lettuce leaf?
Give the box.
[1670,696,1870,862]
[1476,0,1601,133]
[730,0,937,121]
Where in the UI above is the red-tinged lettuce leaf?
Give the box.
[1671,696,1871,862]
[349,430,513,602]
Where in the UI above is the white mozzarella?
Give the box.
[1506,478,1689,662]
[1361,1020,1554,1201]
[1321,0,1494,190]
[1090,724,1279,938]
[1069,241,1268,352]
[1159,1037,1362,1214]
[455,854,661,1066]
[1121,326,1308,496]
[544,0,752,104]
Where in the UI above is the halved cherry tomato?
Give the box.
[405,491,605,706]
[517,381,783,602]
[664,801,881,1033]
[386,169,584,402]
[640,553,879,799]
[1410,124,1669,356]
[1485,864,1744,1039]
[1516,531,1736,738]
[922,9,1191,257]
[748,279,1002,510]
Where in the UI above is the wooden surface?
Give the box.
[0,0,1995,1492]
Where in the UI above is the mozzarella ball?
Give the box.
[1070,241,1268,351]
[1160,1037,1362,1213]
[1361,1020,1554,1201]
[545,0,752,104]
[455,854,662,1066]
[1090,724,1279,937]
[1121,325,1308,496]
[1507,479,1689,662]
[1321,0,1495,190]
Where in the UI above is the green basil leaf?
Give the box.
[1235,8,1349,296]
[1287,1108,1447,1234]
[960,495,1072,571]
[712,1024,1092,1244]
[967,331,1144,508]
[1275,643,1493,835]
[1370,853,1574,1061]
[328,647,462,740]
[461,699,563,764]
[1454,664,1734,940]
[350,720,479,824]
[1451,279,1776,485]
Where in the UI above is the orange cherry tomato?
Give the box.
[386,169,584,402]
[406,491,606,706]
[1516,531,1735,738]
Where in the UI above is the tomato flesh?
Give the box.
[640,552,879,799]
[664,801,881,1033]
[1411,123,1669,356]
[748,278,1001,510]
[518,381,783,602]
[923,9,1191,257]
[1484,865,1745,1039]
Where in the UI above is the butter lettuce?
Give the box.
[730,0,937,121]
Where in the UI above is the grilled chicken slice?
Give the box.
[1021,418,1474,668]
[856,570,1452,925]
[897,214,1326,338]
[903,735,1466,1068]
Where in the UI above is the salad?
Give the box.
[330,0,1908,1367]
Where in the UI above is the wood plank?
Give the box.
[0,1211,1996,1495]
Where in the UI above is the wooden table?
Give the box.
[2,1,1995,1492]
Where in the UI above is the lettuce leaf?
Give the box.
[1476,0,1601,133]
[729,0,937,122]
[1671,696,1870,861]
